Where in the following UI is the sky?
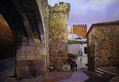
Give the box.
[48,0,119,31]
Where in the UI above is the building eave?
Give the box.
[86,21,119,36]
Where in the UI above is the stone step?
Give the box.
[96,68,117,76]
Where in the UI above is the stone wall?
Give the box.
[87,22,119,71]
[0,0,49,78]
[36,0,49,73]
[16,42,48,78]
[49,2,70,71]
[16,0,49,78]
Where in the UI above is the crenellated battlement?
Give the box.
[73,24,87,27]
[72,24,87,30]
[71,24,87,37]
[49,2,70,12]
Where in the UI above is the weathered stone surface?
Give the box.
[87,22,119,71]
[49,2,70,71]
[0,0,49,78]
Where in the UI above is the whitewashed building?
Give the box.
[68,33,88,69]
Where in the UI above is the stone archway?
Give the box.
[0,14,15,77]
[0,0,49,78]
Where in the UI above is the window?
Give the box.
[75,37,82,39]
[84,47,87,54]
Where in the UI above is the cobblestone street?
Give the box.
[58,70,89,82]
[0,69,117,82]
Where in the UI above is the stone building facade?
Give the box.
[87,21,119,71]
[71,25,87,37]
[49,2,70,71]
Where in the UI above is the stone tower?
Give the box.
[71,25,87,37]
[49,2,70,71]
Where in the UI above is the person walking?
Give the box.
[71,59,77,71]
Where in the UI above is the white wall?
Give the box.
[68,43,88,69]
[68,43,87,56]
[76,56,88,69]
[68,44,81,55]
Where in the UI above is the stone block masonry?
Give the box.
[49,2,70,71]
[16,42,47,78]
[87,22,119,71]
[0,0,50,78]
